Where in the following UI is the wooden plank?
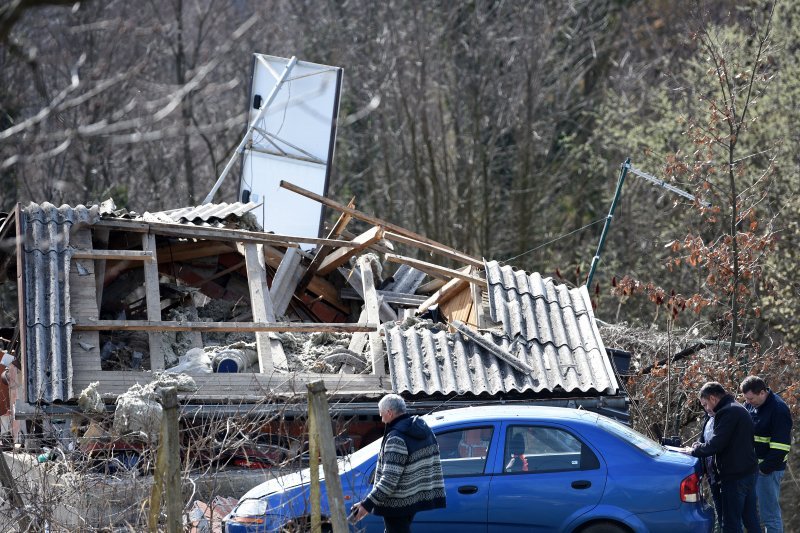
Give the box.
[347,309,370,358]
[385,254,485,285]
[279,180,483,267]
[450,320,533,374]
[358,256,385,377]
[307,381,349,533]
[245,243,280,372]
[187,261,245,288]
[339,266,397,322]
[70,371,388,401]
[72,249,154,261]
[142,234,164,370]
[69,228,101,373]
[270,247,302,318]
[93,227,109,311]
[94,218,356,248]
[261,245,349,313]
[383,231,483,268]
[156,241,235,263]
[316,226,384,275]
[441,285,474,326]
[417,277,446,294]
[73,320,379,333]
[417,277,468,314]
[299,197,356,291]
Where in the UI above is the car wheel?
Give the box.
[580,522,629,533]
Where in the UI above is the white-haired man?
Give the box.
[352,394,446,532]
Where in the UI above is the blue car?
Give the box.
[224,406,713,532]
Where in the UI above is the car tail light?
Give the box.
[680,472,700,503]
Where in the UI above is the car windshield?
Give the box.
[596,416,664,457]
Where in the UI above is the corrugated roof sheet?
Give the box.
[155,202,260,225]
[385,261,618,396]
[22,202,100,403]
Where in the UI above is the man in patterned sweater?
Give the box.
[352,394,446,532]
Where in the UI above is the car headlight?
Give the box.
[228,499,268,525]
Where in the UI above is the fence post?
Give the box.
[307,380,349,533]
[148,387,182,533]
[309,390,321,533]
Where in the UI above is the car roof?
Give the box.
[422,405,601,428]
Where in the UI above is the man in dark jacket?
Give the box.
[352,394,446,532]
[690,382,760,533]
[741,376,793,533]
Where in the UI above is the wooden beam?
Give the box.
[317,226,384,275]
[260,245,349,313]
[340,266,397,322]
[279,180,483,266]
[385,254,485,285]
[270,247,302,318]
[94,218,357,248]
[72,249,154,261]
[417,277,468,314]
[245,243,281,372]
[299,197,357,291]
[71,371,389,402]
[142,234,164,370]
[383,231,483,268]
[358,256,385,376]
[156,241,235,263]
[450,320,533,374]
[73,320,379,333]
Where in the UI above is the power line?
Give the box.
[502,218,606,264]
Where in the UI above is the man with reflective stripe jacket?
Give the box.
[741,376,793,533]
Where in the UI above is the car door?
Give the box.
[486,422,607,532]
[411,424,498,533]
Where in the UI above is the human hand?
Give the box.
[350,503,368,523]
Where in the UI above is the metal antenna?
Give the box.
[585,159,709,288]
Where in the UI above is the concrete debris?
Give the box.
[77,381,105,414]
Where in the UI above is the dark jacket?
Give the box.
[691,394,757,481]
[746,390,793,474]
[362,413,446,517]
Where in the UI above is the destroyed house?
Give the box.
[0,190,624,424]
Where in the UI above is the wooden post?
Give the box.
[142,233,164,370]
[244,243,280,371]
[358,257,386,376]
[307,381,349,533]
[148,387,182,533]
[308,391,321,533]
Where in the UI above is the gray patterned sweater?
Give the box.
[362,414,446,517]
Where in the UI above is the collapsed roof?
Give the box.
[0,183,619,409]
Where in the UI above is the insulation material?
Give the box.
[77,381,104,413]
[276,331,353,372]
[166,348,213,374]
[152,372,198,392]
[113,384,162,441]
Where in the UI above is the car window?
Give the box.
[502,425,600,473]
[435,426,494,477]
[595,416,663,458]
